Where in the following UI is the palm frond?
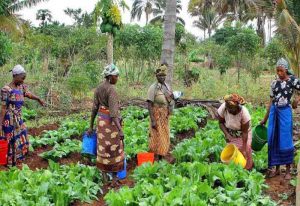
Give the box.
[8,0,49,13]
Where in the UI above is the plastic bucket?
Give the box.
[252,125,267,151]
[117,158,127,179]
[220,144,246,168]
[137,152,154,166]
[81,132,97,156]
[0,140,8,165]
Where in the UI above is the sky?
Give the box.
[17,0,202,37]
[17,0,275,41]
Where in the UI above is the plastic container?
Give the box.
[137,152,154,166]
[220,144,247,168]
[0,140,8,165]
[81,131,97,156]
[117,158,127,179]
[252,125,268,151]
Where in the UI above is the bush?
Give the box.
[0,32,12,66]
[263,38,285,67]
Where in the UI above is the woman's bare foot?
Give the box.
[266,169,280,178]
[284,172,292,180]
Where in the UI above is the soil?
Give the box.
[28,123,59,137]
[24,145,52,170]
[264,170,296,206]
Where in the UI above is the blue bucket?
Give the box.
[82,131,97,156]
[117,158,127,179]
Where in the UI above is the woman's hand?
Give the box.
[151,120,157,130]
[241,145,247,158]
[292,99,298,109]
[119,130,124,140]
[87,127,94,136]
[260,119,267,126]
[38,99,46,107]
[225,134,233,143]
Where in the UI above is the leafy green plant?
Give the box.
[0,161,102,205]
[0,32,12,66]
[30,119,89,148]
[105,161,275,205]
[39,139,81,161]
[22,107,38,121]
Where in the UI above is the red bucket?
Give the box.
[0,140,8,165]
[137,152,154,166]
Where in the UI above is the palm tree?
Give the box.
[0,0,48,34]
[193,8,224,38]
[131,0,155,25]
[150,0,185,25]
[273,0,300,76]
[193,17,207,39]
[36,9,52,27]
[161,0,177,85]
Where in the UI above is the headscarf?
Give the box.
[276,58,293,75]
[10,65,26,76]
[223,94,246,106]
[102,64,119,77]
[155,65,167,76]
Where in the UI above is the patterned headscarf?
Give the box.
[223,94,246,106]
[276,58,293,75]
[102,64,119,77]
[155,65,167,76]
[10,65,26,75]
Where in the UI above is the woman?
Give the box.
[147,64,174,160]
[260,58,300,180]
[217,94,253,170]
[0,65,45,167]
[88,64,124,185]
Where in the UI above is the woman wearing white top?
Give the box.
[217,94,253,170]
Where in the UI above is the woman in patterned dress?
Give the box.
[217,94,253,170]
[261,58,300,180]
[0,65,45,167]
[147,64,174,160]
[88,64,124,185]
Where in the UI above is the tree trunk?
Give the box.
[208,28,212,38]
[256,15,266,46]
[269,18,272,41]
[42,52,49,73]
[204,29,206,40]
[161,0,177,86]
[146,12,149,25]
[107,33,114,64]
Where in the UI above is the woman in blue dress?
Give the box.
[0,65,45,167]
[261,58,300,179]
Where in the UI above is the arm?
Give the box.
[241,121,250,155]
[148,101,157,129]
[108,87,124,139]
[260,98,272,125]
[88,90,99,134]
[217,114,232,142]
[0,105,5,136]
[24,89,45,106]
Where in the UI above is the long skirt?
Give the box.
[1,111,29,167]
[149,106,170,156]
[228,129,253,170]
[96,109,124,172]
[268,105,294,167]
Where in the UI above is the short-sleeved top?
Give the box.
[1,84,29,106]
[270,76,300,107]
[147,83,172,106]
[92,81,120,118]
[217,103,251,131]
